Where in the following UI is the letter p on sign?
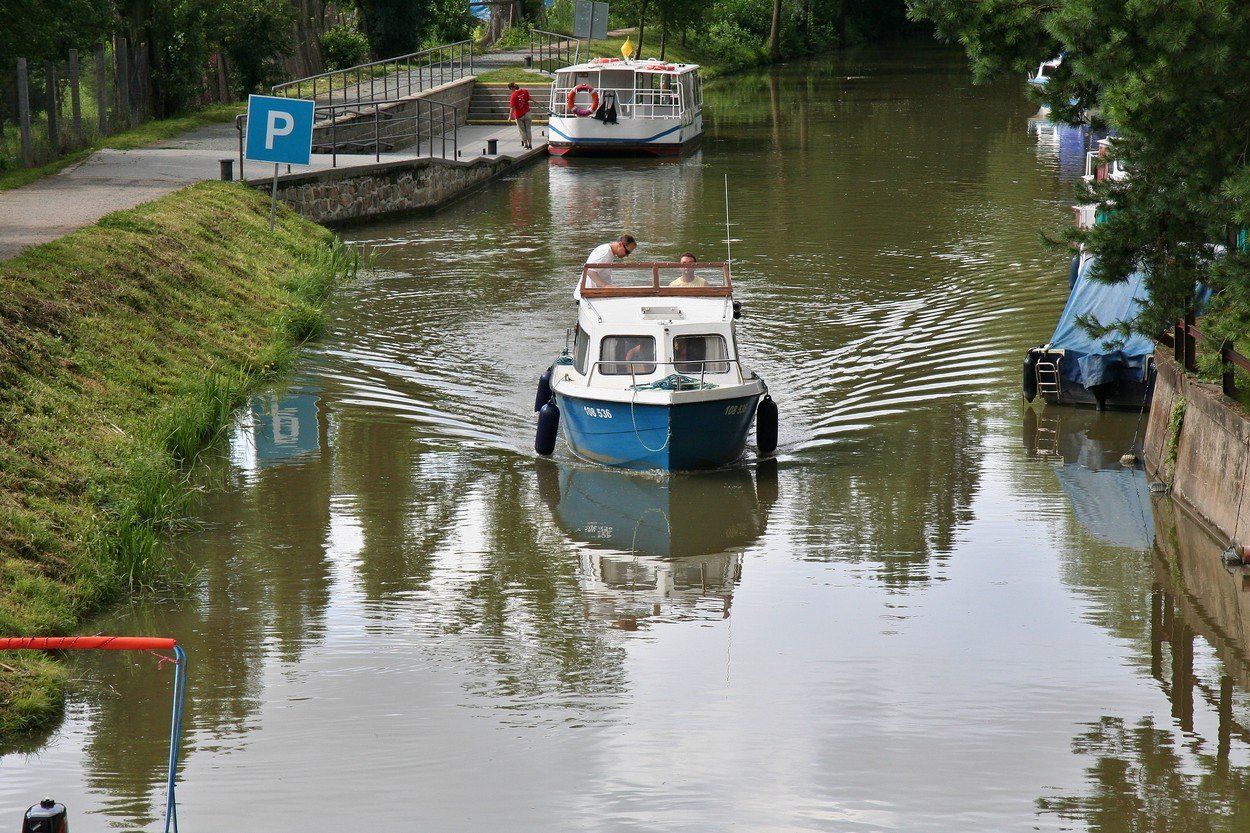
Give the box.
[245,95,315,166]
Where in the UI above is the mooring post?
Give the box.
[219,158,233,181]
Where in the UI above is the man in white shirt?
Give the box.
[576,234,637,300]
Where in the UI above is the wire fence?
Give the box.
[1,38,230,173]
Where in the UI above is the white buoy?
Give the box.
[1120,453,1138,466]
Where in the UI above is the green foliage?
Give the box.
[356,0,436,58]
[0,0,114,65]
[215,0,295,95]
[147,0,213,117]
[908,0,1250,350]
[320,23,371,70]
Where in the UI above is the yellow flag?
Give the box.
[621,36,634,60]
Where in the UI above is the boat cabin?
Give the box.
[570,262,744,389]
[549,60,703,122]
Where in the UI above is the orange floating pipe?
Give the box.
[0,636,177,651]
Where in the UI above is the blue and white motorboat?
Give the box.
[534,261,776,470]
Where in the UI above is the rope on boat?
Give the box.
[629,373,718,391]
[630,388,671,453]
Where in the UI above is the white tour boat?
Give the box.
[547,58,704,157]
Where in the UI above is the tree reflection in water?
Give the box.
[1038,500,1250,830]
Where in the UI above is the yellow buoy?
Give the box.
[621,36,634,60]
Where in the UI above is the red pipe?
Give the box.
[0,636,177,651]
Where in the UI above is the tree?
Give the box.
[215,0,295,95]
[355,0,434,58]
[908,0,1250,345]
[767,0,782,61]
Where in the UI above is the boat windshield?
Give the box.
[580,262,732,298]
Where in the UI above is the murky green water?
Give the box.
[5,49,1249,831]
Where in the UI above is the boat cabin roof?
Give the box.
[579,261,732,299]
[558,60,700,76]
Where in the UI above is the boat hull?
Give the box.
[546,115,703,158]
[554,391,760,470]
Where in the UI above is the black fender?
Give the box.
[1023,349,1040,402]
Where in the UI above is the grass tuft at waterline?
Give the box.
[0,181,356,746]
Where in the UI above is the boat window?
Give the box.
[674,335,730,374]
[658,264,728,288]
[599,69,635,103]
[574,328,589,374]
[693,74,702,107]
[681,77,695,115]
[599,336,656,376]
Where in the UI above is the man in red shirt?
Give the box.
[508,82,533,150]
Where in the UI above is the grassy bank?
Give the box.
[0,181,355,744]
[0,103,239,192]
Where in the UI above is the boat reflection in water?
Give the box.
[1023,407,1154,550]
[537,462,778,629]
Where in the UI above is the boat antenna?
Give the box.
[723,174,733,277]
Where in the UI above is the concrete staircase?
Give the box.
[467,83,552,125]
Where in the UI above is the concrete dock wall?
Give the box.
[249,147,544,225]
[1145,349,1250,544]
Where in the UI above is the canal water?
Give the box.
[4,49,1248,831]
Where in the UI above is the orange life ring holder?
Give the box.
[567,83,599,118]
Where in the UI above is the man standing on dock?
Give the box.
[508,83,533,150]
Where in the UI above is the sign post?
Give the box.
[243,94,315,230]
[573,0,609,48]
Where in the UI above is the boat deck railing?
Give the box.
[550,86,687,120]
[584,358,748,387]
[580,262,732,298]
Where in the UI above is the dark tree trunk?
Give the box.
[635,0,650,59]
[659,5,667,60]
[837,0,848,48]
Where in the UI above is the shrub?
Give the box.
[320,24,370,70]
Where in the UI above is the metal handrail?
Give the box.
[235,98,460,171]
[530,29,579,73]
[582,358,748,387]
[272,39,472,102]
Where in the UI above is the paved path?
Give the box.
[0,120,545,261]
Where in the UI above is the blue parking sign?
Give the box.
[245,95,315,166]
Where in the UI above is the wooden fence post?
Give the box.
[45,62,60,154]
[96,43,108,135]
[116,36,131,127]
[69,49,83,146]
[1221,342,1236,397]
[1184,310,1197,372]
[16,58,33,166]
[1174,320,1185,364]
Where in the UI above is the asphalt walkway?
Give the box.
[0,117,545,261]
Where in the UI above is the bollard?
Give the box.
[525,55,533,68]
[487,138,498,155]
[219,158,234,181]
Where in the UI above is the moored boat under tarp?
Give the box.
[1024,257,1155,410]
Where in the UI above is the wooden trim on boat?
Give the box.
[579,261,733,298]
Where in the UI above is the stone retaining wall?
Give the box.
[249,148,544,225]
[1145,348,1250,543]
[313,77,475,153]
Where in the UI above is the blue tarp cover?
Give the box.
[1049,257,1154,387]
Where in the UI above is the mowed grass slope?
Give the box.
[0,181,354,742]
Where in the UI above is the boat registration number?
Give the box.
[724,403,751,416]
[583,406,614,419]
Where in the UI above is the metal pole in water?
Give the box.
[724,174,733,278]
[164,645,188,833]
[269,163,279,231]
